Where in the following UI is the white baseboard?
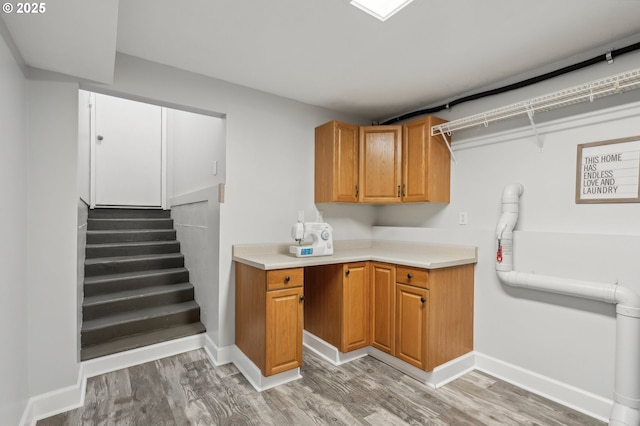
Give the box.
[229,345,302,392]
[203,333,234,366]
[303,331,369,365]
[303,332,475,390]
[475,352,611,423]
[368,347,475,389]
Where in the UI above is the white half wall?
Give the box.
[0,25,28,426]
[170,191,221,343]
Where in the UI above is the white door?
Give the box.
[94,94,163,207]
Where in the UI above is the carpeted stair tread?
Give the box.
[88,218,174,230]
[84,267,189,284]
[82,300,200,332]
[84,282,194,307]
[84,252,185,277]
[80,322,205,361]
[85,240,181,258]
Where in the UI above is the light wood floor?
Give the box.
[38,349,604,425]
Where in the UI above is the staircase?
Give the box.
[81,208,206,361]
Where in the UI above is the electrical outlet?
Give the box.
[459,211,468,225]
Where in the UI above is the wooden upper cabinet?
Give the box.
[359,125,402,203]
[402,116,451,203]
[314,117,450,204]
[315,121,360,203]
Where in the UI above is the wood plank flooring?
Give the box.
[37,349,604,425]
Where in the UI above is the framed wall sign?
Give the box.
[576,136,640,203]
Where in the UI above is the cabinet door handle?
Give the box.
[299,295,305,302]
[284,276,291,283]
[345,269,350,276]
[420,297,426,303]
[407,273,413,279]
[397,185,401,197]
[402,184,406,197]
[355,185,359,198]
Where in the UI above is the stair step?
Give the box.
[80,322,205,361]
[84,268,190,297]
[85,253,185,277]
[87,229,177,244]
[85,241,181,259]
[81,301,201,347]
[89,208,170,219]
[83,283,195,321]
[88,218,174,231]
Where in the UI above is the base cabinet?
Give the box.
[236,260,473,377]
[235,263,304,376]
[396,283,429,369]
[304,262,370,352]
[396,264,474,371]
[370,262,396,354]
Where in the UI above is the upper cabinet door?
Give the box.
[315,121,360,203]
[402,116,451,203]
[359,126,402,203]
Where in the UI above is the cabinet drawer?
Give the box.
[396,266,428,288]
[267,268,304,290]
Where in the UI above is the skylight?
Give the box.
[350,0,415,21]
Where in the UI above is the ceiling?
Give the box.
[3,0,640,120]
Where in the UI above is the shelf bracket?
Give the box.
[525,105,544,152]
[436,128,458,164]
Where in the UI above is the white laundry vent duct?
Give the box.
[495,183,640,426]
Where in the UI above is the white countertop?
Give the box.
[233,239,477,270]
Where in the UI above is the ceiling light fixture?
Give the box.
[350,0,415,21]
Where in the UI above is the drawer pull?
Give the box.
[407,273,413,279]
[284,276,291,283]
[346,269,350,276]
[420,297,426,303]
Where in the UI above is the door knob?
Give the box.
[97,135,104,141]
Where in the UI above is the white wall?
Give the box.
[84,53,374,347]
[27,78,80,395]
[77,90,91,203]
[375,49,640,419]
[0,25,28,426]
[168,109,226,197]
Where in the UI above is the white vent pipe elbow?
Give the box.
[495,183,640,426]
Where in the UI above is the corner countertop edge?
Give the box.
[233,239,477,271]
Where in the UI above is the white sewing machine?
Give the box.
[289,222,334,257]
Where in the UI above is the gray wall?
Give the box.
[26,78,80,396]
[0,22,28,426]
